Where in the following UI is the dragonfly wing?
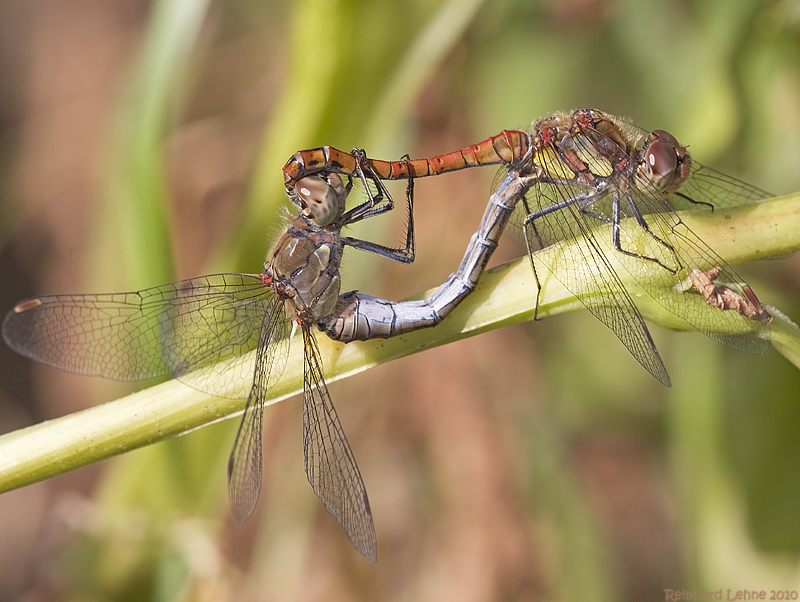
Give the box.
[668,163,771,210]
[301,323,377,563]
[615,184,771,353]
[2,273,273,398]
[524,180,671,387]
[227,293,292,523]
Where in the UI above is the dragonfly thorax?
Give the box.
[266,227,343,323]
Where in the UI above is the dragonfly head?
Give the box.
[638,129,692,194]
[291,173,347,226]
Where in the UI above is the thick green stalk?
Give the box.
[0,192,798,494]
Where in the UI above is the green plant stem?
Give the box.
[0,191,799,494]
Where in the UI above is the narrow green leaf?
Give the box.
[96,0,211,289]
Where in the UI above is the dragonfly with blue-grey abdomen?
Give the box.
[2,150,422,564]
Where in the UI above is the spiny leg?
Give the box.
[611,189,680,273]
[342,155,416,264]
[341,148,395,223]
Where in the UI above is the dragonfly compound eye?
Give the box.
[294,175,342,226]
[638,130,683,192]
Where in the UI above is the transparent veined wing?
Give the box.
[2,273,280,399]
[227,293,292,523]
[301,323,377,563]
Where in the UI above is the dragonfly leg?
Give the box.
[577,191,614,224]
[522,187,611,320]
[673,190,714,211]
[342,156,416,264]
[522,189,595,252]
[522,189,597,246]
[520,197,546,321]
[612,190,681,273]
[340,149,397,224]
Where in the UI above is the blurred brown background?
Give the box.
[1,0,800,600]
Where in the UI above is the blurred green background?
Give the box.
[0,0,799,600]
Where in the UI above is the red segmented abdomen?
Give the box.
[282,130,530,188]
[367,129,530,179]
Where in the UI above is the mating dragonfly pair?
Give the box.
[2,109,772,563]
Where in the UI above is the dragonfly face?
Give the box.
[636,129,692,194]
[290,172,347,226]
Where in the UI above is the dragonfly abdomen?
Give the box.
[369,130,531,179]
[282,130,531,188]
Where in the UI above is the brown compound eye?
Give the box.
[293,174,345,226]
[649,129,679,147]
[645,141,678,182]
[638,130,686,192]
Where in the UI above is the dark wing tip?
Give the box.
[13,297,43,313]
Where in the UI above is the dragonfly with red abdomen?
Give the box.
[285,108,773,387]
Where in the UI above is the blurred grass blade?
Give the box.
[96,0,211,288]
[224,0,351,272]
[0,191,799,494]
[363,0,488,151]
